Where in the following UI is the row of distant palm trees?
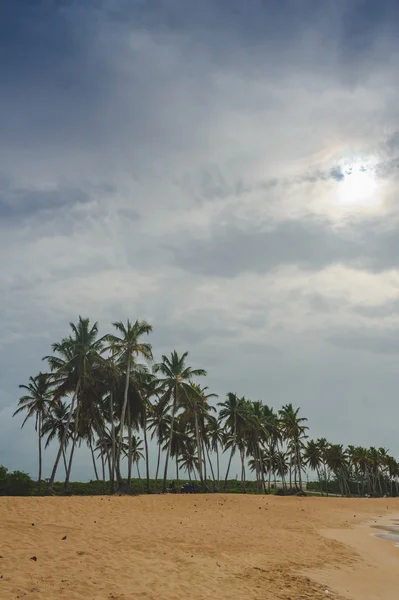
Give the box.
[13,316,399,497]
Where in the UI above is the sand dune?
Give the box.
[0,495,398,599]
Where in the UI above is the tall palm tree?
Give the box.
[105,319,152,491]
[13,373,52,493]
[44,317,105,493]
[278,404,308,491]
[206,415,223,487]
[180,384,217,488]
[153,351,206,492]
[325,444,350,496]
[148,397,171,490]
[218,393,248,491]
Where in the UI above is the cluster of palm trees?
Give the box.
[13,316,399,497]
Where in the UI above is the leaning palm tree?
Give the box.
[44,316,104,493]
[41,400,74,476]
[153,351,206,492]
[105,319,152,492]
[13,373,52,494]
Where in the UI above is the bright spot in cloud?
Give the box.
[337,159,378,207]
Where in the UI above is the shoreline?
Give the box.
[307,512,399,599]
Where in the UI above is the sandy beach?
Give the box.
[0,495,398,600]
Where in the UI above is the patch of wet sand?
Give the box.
[308,513,399,599]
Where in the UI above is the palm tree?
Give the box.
[180,384,217,489]
[13,373,52,493]
[126,435,144,479]
[153,351,206,492]
[178,444,200,481]
[279,404,308,491]
[41,400,74,477]
[303,440,324,495]
[43,317,105,493]
[148,398,171,490]
[218,393,246,491]
[105,319,152,491]
[206,415,223,487]
[325,444,350,496]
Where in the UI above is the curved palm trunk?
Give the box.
[62,447,68,475]
[316,466,323,496]
[109,392,116,493]
[89,438,100,482]
[127,407,133,486]
[46,380,80,494]
[37,412,42,495]
[296,445,303,491]
[194,412,203,481]
[117,355,132,491]
[100,452,106,493]
[64,400,81,491]
[155,441,161,491]
[240,450,246,493]
[216,446,220,489]
[223,445,235,492]
[142,410,151,494]
[205,443,216,491]
[163,387,177,492]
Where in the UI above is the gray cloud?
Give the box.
[3,0,399,478]
[170,217,399,277]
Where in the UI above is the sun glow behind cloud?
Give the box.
[337,159,378,207]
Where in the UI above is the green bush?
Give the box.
[0,466,35,496]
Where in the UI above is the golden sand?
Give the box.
[0,495,398,599]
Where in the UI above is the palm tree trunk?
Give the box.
[100,452,106,493]
[216,446,220,487]
[297,446,303,491]
[64,399,81,492]
[117,355,131,489]
[163,388,177,492]
[127,407,133,486]
[37,412,42,495]
[89,439,100,481]
[316,467,323,496]
[109,392,116,493]
[241,450,246,493]
[202,439,208,484]
[62,447,68,475]
[223,445,235,492]
[46,380,80,493]
[194,410,204,484]
[142,410,151,494]
[155,441,161,490]
[205,443,216,489]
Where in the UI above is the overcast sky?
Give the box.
[2,0,399,482]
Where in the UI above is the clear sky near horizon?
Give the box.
[1,0,399,481]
